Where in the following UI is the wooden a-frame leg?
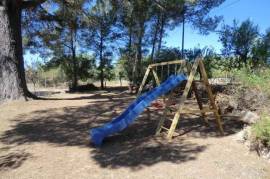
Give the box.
[167,59,200,139]
[137,67,151,96]
[155,91,174,135]
[156,62,186,136]
[198,60,224,135]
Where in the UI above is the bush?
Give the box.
[231,67,270,95]
[252,114,270,147]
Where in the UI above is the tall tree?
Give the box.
[219,19,259,66]
[83,0,118,89]
[151,0,224,59]
[252,29,270,66]
[24,0,85,89]
[0,0,48,102]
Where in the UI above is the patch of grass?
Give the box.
[252,114,270,147]
[232,67,270,95]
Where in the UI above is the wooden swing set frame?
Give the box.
[137,57,224,140]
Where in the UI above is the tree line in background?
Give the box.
[0,0,270,101]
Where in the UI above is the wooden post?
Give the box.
[137,66,151,96]
[167,59,200,139]
[152,68,161,85]
[186,62,208,124]
[198,59,224,135]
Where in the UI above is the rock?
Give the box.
[234,126,251,142]
[240,111,260,124]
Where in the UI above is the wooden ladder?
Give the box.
[155,58,224,140]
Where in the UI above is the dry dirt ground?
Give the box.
[0,89,269,179]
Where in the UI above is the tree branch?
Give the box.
[22,0,47,9]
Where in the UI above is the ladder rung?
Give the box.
[161,126,170,131]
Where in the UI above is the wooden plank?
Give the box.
[137,66,151,96]
[150,60,186,67]
[198,59,224,135]
[185,62,207,122]
[156,61,186,135]
[167,58,200,139]
[152,68,160,85]
[155,90,175,135]
[161,126,170,131]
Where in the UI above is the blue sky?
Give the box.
[165,0,270,53]
[24,0,270,65]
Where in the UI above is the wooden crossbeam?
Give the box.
[149,60,185,67]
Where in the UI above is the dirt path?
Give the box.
[0,91,269,179]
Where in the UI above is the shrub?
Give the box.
[231,67,270,95]
[252,114,270,147]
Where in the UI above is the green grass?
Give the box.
[234,68,270,148]
[252,114,270,147]
[233,68,270,92]
[211,66,270,148]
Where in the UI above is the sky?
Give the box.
[165,0,270,53]
[24,0,270,65]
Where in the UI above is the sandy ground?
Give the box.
[0,89,269,179]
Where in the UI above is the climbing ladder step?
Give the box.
[161,126,170,131]
[160,126,180,135]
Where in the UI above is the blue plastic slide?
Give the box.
[89,74,187,146]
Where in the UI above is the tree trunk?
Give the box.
[157,14,165,56]
[128,27,136,84]
[132,21,144,85]
[0,2,34,102]
[99,33,104,89]
[150,15,160,62]
[70,28,78,89]
[71,48,78,89]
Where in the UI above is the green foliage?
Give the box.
[219,19,259,66]
[117,54,132,81]
[252,29,270,66]
[40,67,66,87]
[44,55,96,83]
[231,67,270,95]
[252,114,270,147]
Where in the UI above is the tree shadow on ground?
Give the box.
[0,150,31,171]
[37,91,133,101]
[0,92,245,169]
[91,137,207,170]
[172,114,245,138]
[0,94,130,147]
